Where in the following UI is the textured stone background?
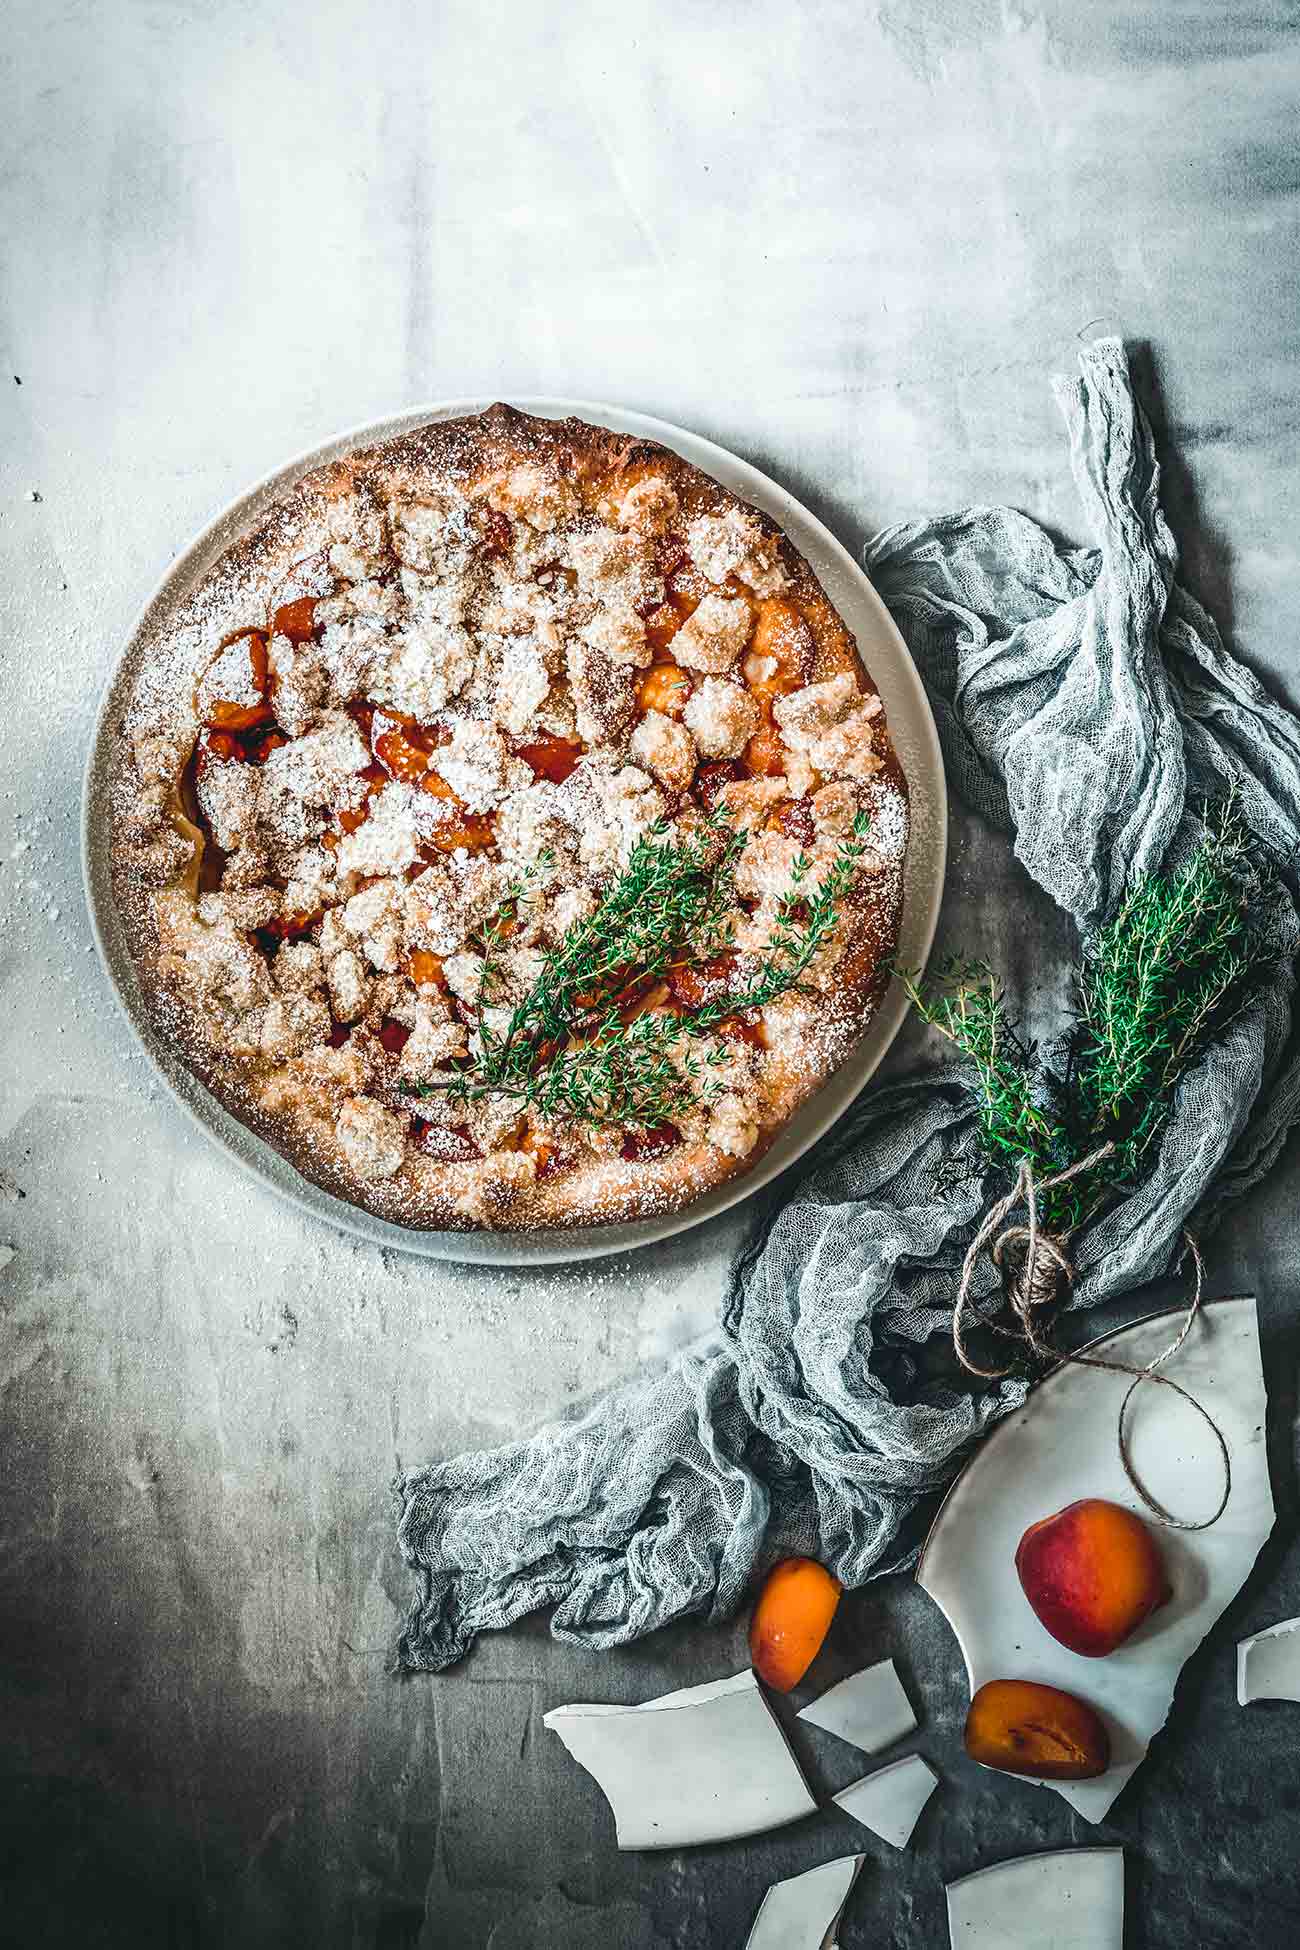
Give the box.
[3,2,1300,1944]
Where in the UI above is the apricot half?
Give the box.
[1016,1498,1172,1658]
[749,1557,841,1692]
[965,1678,1110,1780]
[745,598,814,697]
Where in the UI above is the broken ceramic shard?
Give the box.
[1238,1617,1300,1704]
[743,1854,864,1950]
[947,1848,1124,1947]
[833,1753,938,1849]
[543,1669,817,1850]
[917,1298,1274,1821]
[796,1658,916,1755]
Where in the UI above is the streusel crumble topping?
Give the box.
[108,407,907,1229]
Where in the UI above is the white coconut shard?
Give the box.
[946,1848,1124,1948]
[797,1658,916,1755]
[743,1854,865,1950]
[1237,1616,1300,1704]
[832,1754,938,1850]
[543,1669,817,1850]
[917,1298,1274,1822]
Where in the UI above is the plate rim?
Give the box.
[81,395,947,1267]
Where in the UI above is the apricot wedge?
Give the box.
[749,1557,841,1692]
[1016,1498,1172,1657]
[964,1678,1110,1780]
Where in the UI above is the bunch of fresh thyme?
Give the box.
[402,806,873,1131]
[903,808,1274,1231]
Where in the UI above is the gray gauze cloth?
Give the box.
[395,338,1300,1672]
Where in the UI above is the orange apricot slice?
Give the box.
[636,662,693,719]
[749,1557,842,1693]
[744,598,814,699]
[742,719,786,777]
[516,733,583,783]
[270,596,319,644]
[964,1678,1110,1780]
[408,950,446,990]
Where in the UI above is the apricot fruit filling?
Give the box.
[666,952,736,1010]
[618,1123,682,1163]
[636,663,693,719]
[717,1013,767,1049]
[205,630,273,731]
[408,950,446,989]
[425,812,495,854]
[964,1678,1110,1780]
[749,1556,842,1692]
[694,758,744,808]
[375,725,433,781]
[372,712,449,783]
[516,733,583,784]
[270,596,319,643]
[520,1128,566,1178]
[1016,1498,1172,1658]
[742,720,786,778]
[745,598,814,698]
[643,605,685,656]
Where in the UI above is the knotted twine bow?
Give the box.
[954,1145,1231,1532]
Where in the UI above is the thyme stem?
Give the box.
[902,806,1273,1231]
[402,807,874,1131]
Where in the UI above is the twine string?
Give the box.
[953,1149,1231,1532]
[953,1144,1115,1378]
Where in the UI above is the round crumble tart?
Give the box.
[106,405,908,1230]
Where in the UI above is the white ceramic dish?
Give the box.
[82,398,947,1266]
[917,1297,1273,1822]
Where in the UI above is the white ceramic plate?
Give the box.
[916,1298,1273,1822]
[82,398,947,1265]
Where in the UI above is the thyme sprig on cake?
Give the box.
[480,807,746,1056]
[401,807,873,1130]
[903,809,1275,1232]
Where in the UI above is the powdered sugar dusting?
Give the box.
[103,405,910,1233]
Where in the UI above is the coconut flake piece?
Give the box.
[797,1659,916,1756]
[832,1754,937,1850]
[543,1669,816,1850]
[946,1848,1124,1948]
[744,1854,864,1950]
[1238,1616,1300,1704]
[917,1298,1274,1823]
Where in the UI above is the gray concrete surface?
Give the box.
[3,3,1300,1944]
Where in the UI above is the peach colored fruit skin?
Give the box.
[748,1557,842,1693]
[965,1678,1111,1780]
[1015,1497,1173,1658]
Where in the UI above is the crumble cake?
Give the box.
[106,405,908,1229]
